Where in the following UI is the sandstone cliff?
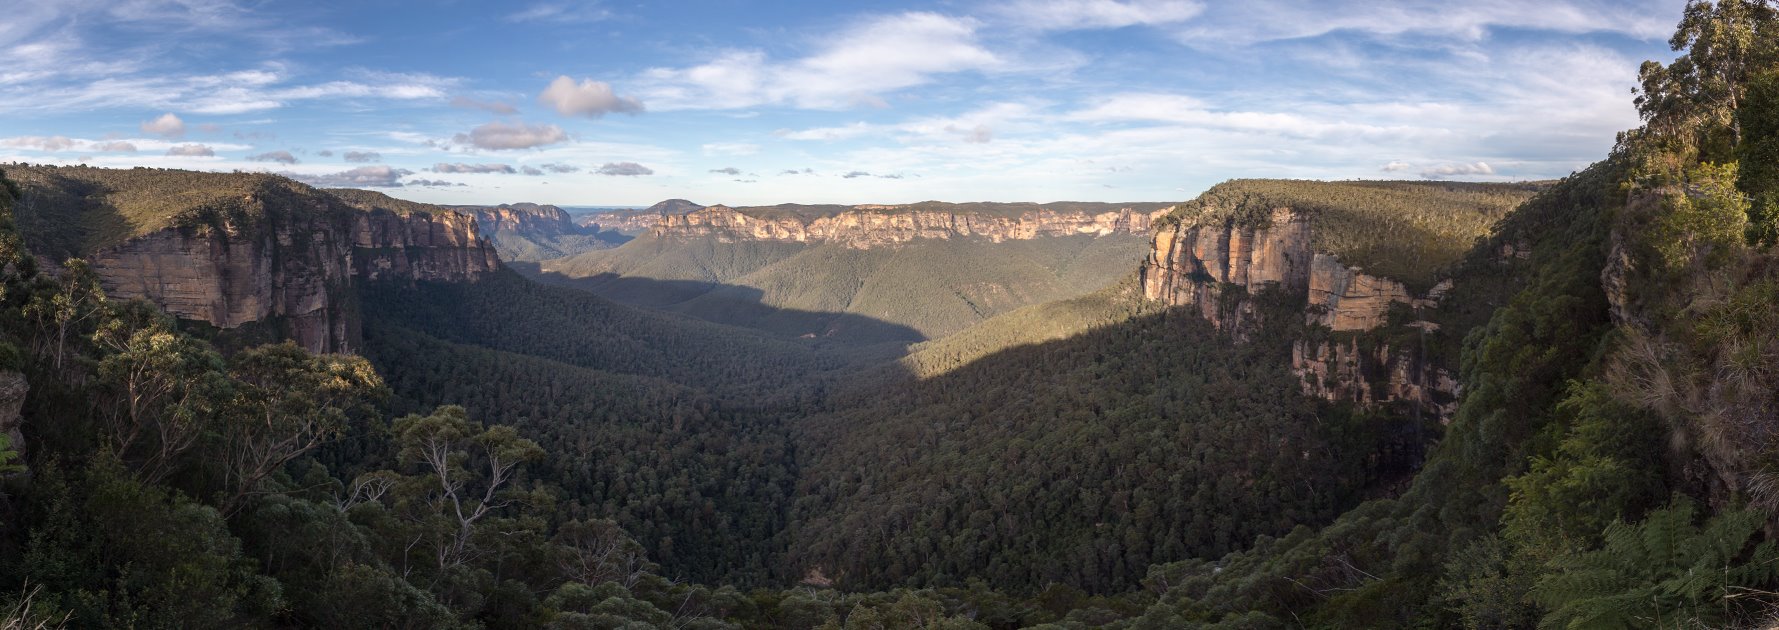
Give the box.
[465,203,578,236]
[577,211,662,234]
[83,186,499,354]
[653,202,1168,248]
[1140,206,1459,420]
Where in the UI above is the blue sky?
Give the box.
[0,0,1686,206]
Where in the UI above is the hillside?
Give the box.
[533,232,1151,342]
[536,200,1168,342]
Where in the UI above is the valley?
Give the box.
[3,2,1779,628]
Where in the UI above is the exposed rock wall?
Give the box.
[1292,338,1459,421]
[90,207,498,354]
[654,205,1164,248]
[578,212,661,233]
[468,203,578,236]
[1140,207,1459,420]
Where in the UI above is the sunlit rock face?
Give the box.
[1141,207,1459,422]
[90,203,498,353]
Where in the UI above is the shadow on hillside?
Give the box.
[10,170,134,260]
[506,261,928,346]
[790,303,1438,593]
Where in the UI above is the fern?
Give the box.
[1532,499,1778,629]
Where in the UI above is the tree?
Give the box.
[389,406,544,574]
[91,305,229,484]
[219,343,384,515]
[23,258,104,372]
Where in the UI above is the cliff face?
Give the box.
[90,202,498,354]
[577,212,661,234]
[468,203,578,236]
[654,204,1164,248]
[1140,207,1458,420]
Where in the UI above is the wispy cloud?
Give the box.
[292,165,413,188]
[637,12,1001,110]
[450,96,518,115]
[433,162,516,174]
[596,162,653,176]
[506,1,612,23]
[991,0,1204,31]
[247,150,297,164]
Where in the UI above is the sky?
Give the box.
[0,0,1688,206]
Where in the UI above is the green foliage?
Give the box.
[1739,68,1779,244]
[790,297,1419,595]
[1503,381,1668,550]
[1532,500,1779,628]
[1642,163,1749,274]
[3,164,358,259]
[0,434,21,477]
[541,232,1151,342]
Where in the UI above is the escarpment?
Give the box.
[465,203,578,236]
[11,168,498,354]
[1140,204,1463,421]
[653,202,1170,248]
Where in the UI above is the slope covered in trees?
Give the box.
[6,2,1779,628]
[534,232,1151,343]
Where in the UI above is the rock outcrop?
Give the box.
[1140,207,1459,421]
[654,203,1166,248]
[89,196,499,354]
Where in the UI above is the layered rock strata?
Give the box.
[90,204,498,354]
[654,205,1165,248]
[1140,207,1459,421]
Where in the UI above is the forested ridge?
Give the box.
[4,2,1779,628]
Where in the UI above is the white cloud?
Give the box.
[992,0,1204,31]
[293,166,413,188]
[0,136,77,151]
[96,141,138,152]
[1174,0,1681,46]
[451,96,518,114]
[343,151,380,163]
[1381,160,1411,172]
[140,112,185,138]
[538,76,644,118]
[506,2,612,23]
[433,163,516,174]
[453,121,569,150]
[247,150,297,164]
[637,12,1000,110]
[1419,161,1494,179]
[165,144,214,156]
[596,162,653,176]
